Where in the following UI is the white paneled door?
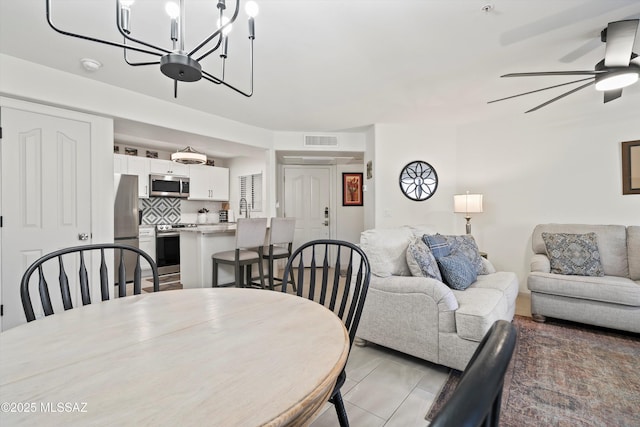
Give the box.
[1,107,92,329]
[283,166,332,264]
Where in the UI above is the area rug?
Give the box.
[426,315,640,426]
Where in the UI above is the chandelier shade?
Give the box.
[45,0,258,98]
[172,146,207,164]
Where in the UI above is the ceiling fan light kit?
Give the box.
[490,19,639,112]
[46,0,258,98]
[594,68,639,91]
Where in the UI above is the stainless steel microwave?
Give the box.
[149,174,190,198]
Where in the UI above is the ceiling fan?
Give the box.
[489,19,640,113]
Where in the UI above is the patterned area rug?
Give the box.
[426,315,640,426]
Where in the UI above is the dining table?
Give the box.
[0,288,349,426]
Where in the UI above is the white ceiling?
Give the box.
[1,1,639,152]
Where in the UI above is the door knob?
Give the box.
[78,233,89,241]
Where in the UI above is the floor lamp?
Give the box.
[454,193,483,234]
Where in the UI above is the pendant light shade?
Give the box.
[172,146,206,165]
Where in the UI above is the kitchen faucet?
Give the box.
[239,197,250,218]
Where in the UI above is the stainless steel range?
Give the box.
[155,224,197,275]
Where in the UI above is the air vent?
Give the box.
[304,135,338,147]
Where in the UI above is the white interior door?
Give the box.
[1,106,92,329]
[283,166,332,264]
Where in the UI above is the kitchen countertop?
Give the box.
[177,223,237,233]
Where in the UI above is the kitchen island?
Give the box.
[179,223,238,288]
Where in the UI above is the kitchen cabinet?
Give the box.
[149,159,188,176]
[127,156,150,198]
[114,154,128,174]
[188,165,229,201]
[138,226,156,277]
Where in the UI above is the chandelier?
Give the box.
[46,0,258,98]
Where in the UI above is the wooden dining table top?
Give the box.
[0,288,349,426]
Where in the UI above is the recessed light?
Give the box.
[80,58,102,72]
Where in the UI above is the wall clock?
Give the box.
[399,161,438,201]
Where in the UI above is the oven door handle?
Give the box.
[157,232,180,237]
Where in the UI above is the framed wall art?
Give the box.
[342,172,363,206]
[399,160,438,201]
[622,140,640,195]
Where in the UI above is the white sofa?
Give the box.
[527,224,640,333]
[356,226,519,371]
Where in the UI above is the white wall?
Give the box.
[371,109,640,294]
[372,124,459,231]
[456,107,640,292]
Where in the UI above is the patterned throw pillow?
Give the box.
[542,232,605,277]
[423,234,451,259]
[444,235,488,275]
[436,253,478,290]
[406,238,443,281]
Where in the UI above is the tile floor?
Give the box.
[310,293,532,427]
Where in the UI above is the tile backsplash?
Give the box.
[140,197,181,224]
[139,198,223,224]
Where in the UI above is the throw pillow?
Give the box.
[444,235,488,275]
[436,253,478,290]
[406,237,443,281]
[423,234,451,259]
[542,232,605,277]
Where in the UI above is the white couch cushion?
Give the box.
[360,226,413,277]
[528,272,640,307]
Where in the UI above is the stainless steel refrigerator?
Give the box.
[114,174,139,282]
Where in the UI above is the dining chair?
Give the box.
[20,243,159,322]
[262,217,296,290]
[430,320,517,427]
[212,217,267,288]
[281,239,371,427]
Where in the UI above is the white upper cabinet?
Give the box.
[127,156,150,198]
[114,154,128,174]
[149,159,188,176]
[189,165,229,201]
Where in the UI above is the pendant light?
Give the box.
[172,146,207,164]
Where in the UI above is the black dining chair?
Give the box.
[281,239,371,427]
[430,320,517,427]
[20,243,159,322]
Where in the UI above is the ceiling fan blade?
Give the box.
[604,89,623,103]
[502,71,602,77]
[487,77,595,104]
[559,39,602,63]
[525,80,595,113]
[604,19,639,67]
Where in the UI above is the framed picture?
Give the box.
[146,150,158,158]
[622,140,640,195]
[124,147,138,156]
[342,172,363,206]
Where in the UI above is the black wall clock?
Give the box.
[399,161,438,201]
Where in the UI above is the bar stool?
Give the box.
[262,217,296,291]
[212,218,267,288]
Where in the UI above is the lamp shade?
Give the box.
[454,194,483,214]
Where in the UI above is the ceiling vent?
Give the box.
[304,135,338,147]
